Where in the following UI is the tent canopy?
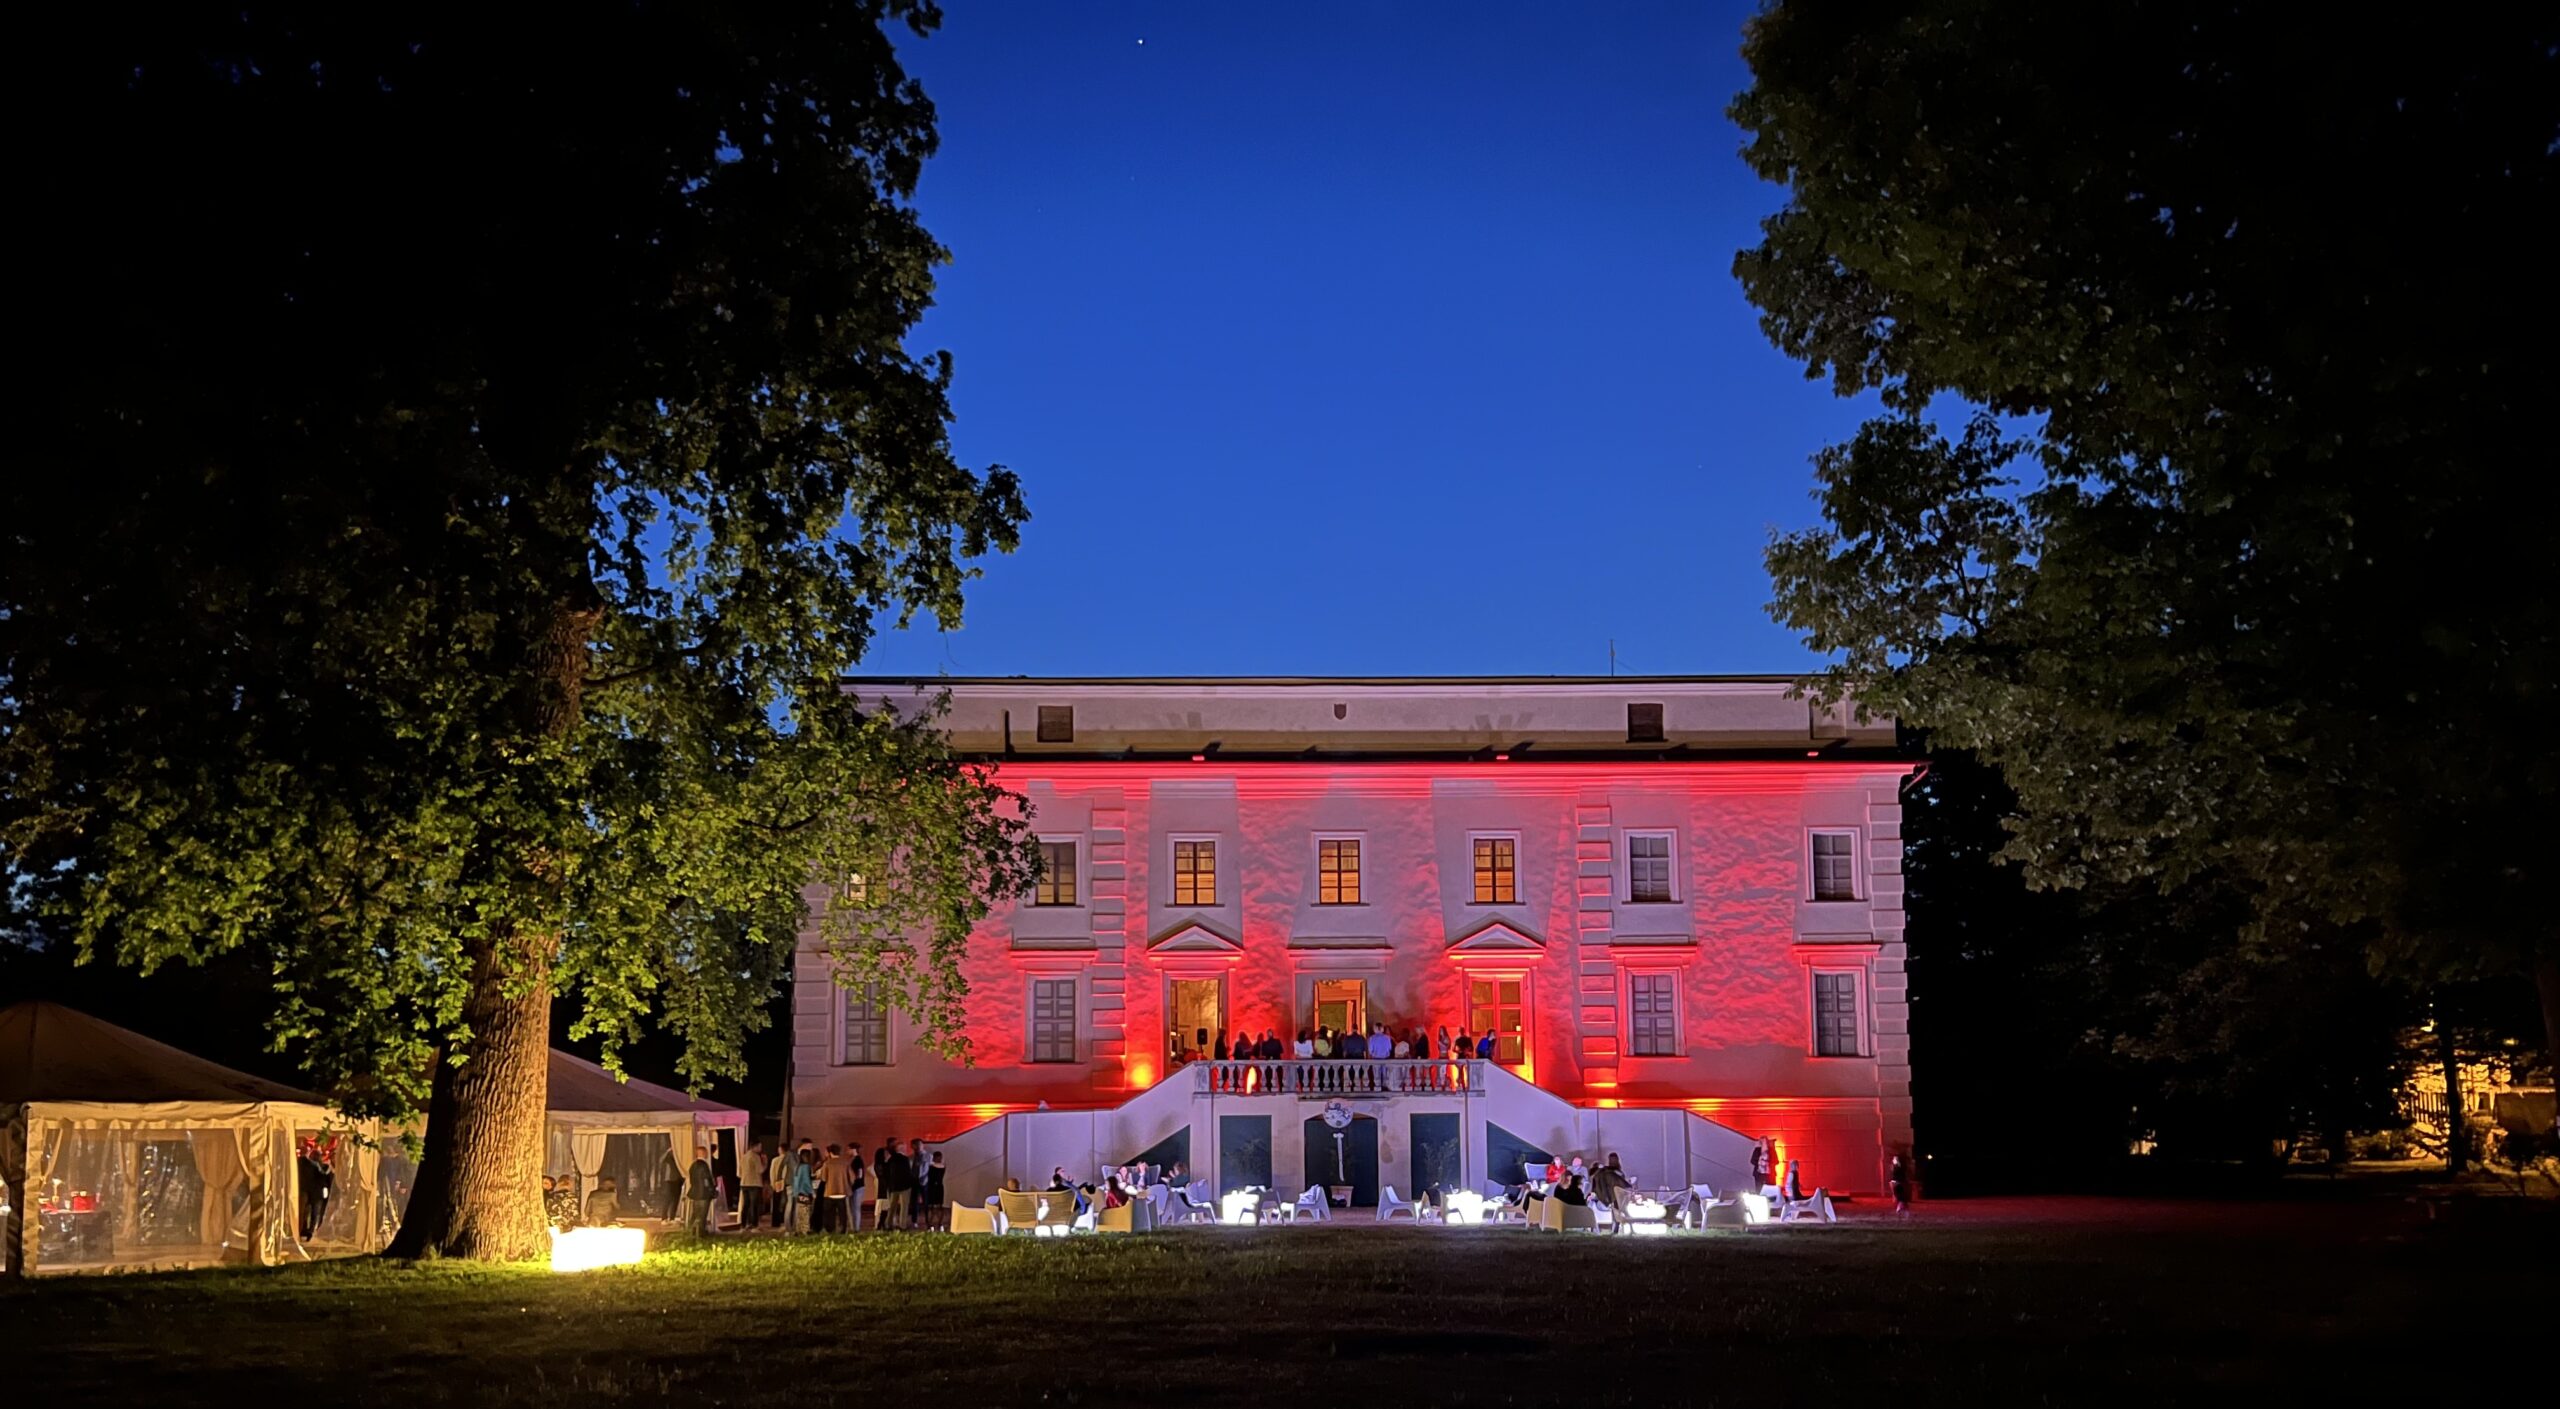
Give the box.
[547,1048,745,1126]
[0,1001,315,1106]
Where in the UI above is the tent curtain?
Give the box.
[2,1112,26,1276]
[190,1127,248,1253]
[570,1130,608,1196]
[22,1122,63,1273]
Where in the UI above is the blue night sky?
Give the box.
[864,1,1871,679]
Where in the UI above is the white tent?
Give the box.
[539,1049,749,1224]
[1,1001,387,1276]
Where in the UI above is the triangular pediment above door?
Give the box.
[1446,918,1543,952]
[1148,921,1244,954]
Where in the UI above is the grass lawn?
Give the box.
[8,1194,2552,1404]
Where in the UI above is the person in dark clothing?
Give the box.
[1474,1031,1497,1061]
[295,1137,334,1241]
[1888,1153,1913,1216]
[685,1145,716,1233]
[1554,1173,1590,1207]
[920,1150,948,1231]
[874,1139,914,1231]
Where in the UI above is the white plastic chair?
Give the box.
[1779,1189,1838,1224]
[1181,1179,1216,1223]
[1376,1185,1416,1221]
[1292,1184,1331,1222]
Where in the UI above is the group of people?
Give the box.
[755,1136,948,1235]
[541,1143,723,1234]
[1178,1023,1506,1094]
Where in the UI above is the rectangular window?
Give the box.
[1471,836,1517,905]
[1172,838,1217,906]
[1035,704,1074,742]
[1813,971,1861,1057]
[1812,831,1857,901]
[1030,977,1077,1064]
[1035,840,1079,907]
[1467,977,1526,1065]
[1317,837,1362,905]
[1627,832,1673,903]
[841,985,889,1066]
[1627,702,1665,743]
[1629,972,1678,1057]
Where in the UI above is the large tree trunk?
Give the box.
[2435,1016,2467,1176]
[385,596,592,1260]
[383,940,554,1260]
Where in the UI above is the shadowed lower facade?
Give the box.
[790,677,1916,1204]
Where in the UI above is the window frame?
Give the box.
[1033,835,1084,908]
[1028,976,1079,1065]
[1625,969,1680,1058]
[1034,704,1074,742]
[1623,828,1678,904]
[1810,968,1867,1059]
[1313,833,1365,906]
[1468,831,1521,906]
[1169,834,1219,908]
[1809,828,1861,903]
[839,983,891,1067]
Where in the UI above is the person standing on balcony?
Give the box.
[1475,1030,1497,1062]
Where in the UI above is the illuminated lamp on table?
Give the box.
[550,1225,646,1272]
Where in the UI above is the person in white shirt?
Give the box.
[766,1144,794,1229]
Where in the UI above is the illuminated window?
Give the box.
[1035,840,1079,906]
[1813,971,1862,1057]
[1035,705,1074,742]
[841,985,889,1066]
[1467,977,1526,1064]
[1629,972,1678,1056]
[1471,836,1517,905]
[1030,978,1077,1063]
[1626,831,1674,903]
[1626,702,1665,743]
[1811,831,1858,901]
[1317,837,1362,905]
[1172,838,1217,906]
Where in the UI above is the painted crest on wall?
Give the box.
[1321,1099,1354,1129]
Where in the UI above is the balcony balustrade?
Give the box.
[1184,1058,1487,1097]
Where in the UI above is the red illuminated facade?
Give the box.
[792,678,1915,1198]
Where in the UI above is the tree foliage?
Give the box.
[4,0,1037,1145]
[1737,1,2560,1095]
